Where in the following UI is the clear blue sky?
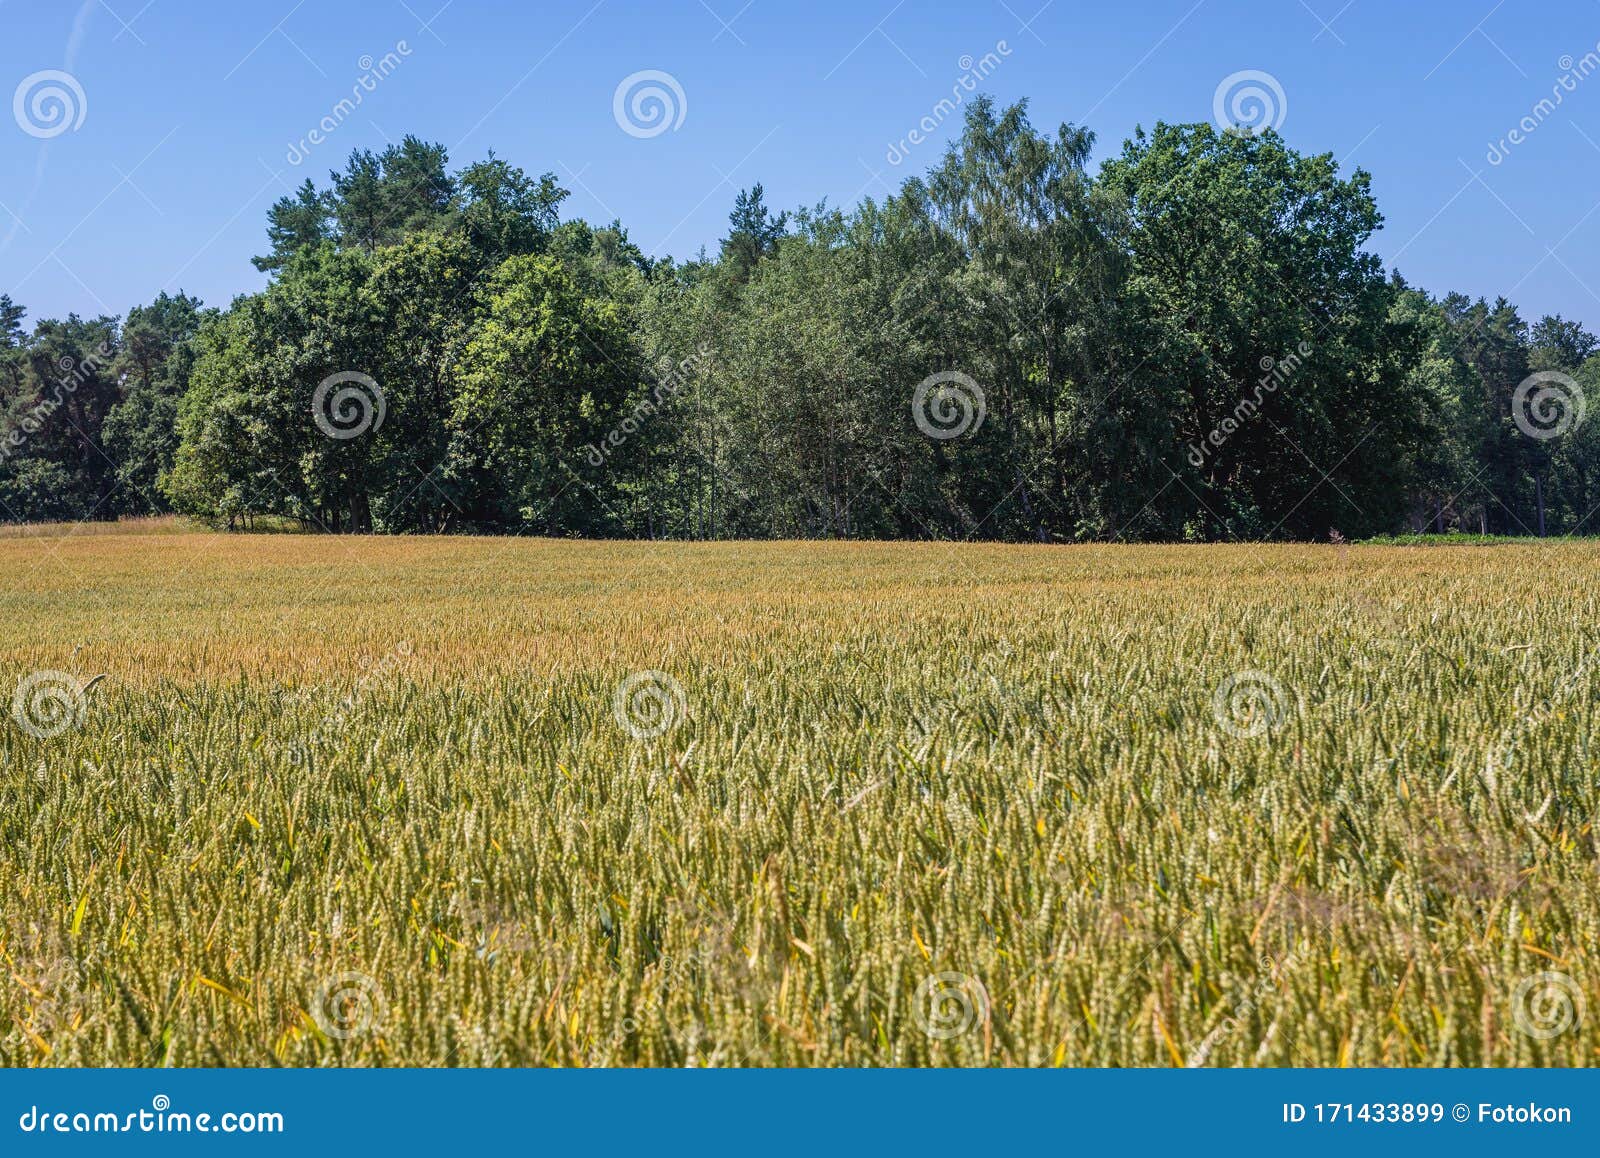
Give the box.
[4,0,1599,332]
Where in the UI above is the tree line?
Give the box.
[4,100,1597,540]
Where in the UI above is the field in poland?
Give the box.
[0,524,1596,1067]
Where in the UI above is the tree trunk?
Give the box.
[345,481,371,534]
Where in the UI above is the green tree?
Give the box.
[458,154,567,262]
[454,254,640,532]
[253,180,331,272]
[102,291,209,513]
[0,314,122,521]
[1099,122,1424,539]
[719,184,788,284]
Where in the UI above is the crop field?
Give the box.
[0,527,1596,1067]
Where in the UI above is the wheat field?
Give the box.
[0,525,1595,1066]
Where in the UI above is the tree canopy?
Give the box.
[4,100,1597,540]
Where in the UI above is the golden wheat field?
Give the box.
[0,524,1596,1067]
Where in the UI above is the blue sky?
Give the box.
[3,0,1599,331]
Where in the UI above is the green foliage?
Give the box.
[719,183,788,284]
[1360,532,1545,545]
[0,314,123,521]
[458,153,568,262]
[252,180,332,273]
[101,292,210,513]
[5,112,1598,540]
[166,236,636,535]
[1098,123,1418,538]
[454,253,640,531]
